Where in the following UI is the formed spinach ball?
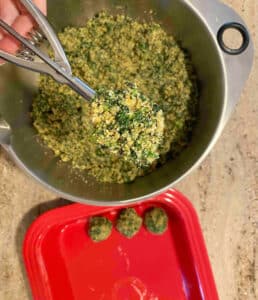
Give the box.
[144,207,168,234]
[116,208,142,238]
[88,216,112,242]
[83,85,165,183]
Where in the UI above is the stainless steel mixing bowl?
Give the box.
[0,0,254,205]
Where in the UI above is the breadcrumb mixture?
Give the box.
[32,12,198,183]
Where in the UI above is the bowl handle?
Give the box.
[190,0,254,126]
[0,118,11,145]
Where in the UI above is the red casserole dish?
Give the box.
[23,189,219,300]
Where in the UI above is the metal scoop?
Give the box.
[0,0,95,101]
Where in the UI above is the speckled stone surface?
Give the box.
[0,1,257,299]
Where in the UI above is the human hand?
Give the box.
[0,0,46,57]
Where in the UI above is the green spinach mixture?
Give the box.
[116,208,142,238]
[88,216,112,242]
[144,207,168,234]
[32,12,198,183]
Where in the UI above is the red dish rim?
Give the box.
[23,189,219,300]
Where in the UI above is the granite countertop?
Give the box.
[0,1,257,299]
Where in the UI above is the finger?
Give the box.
[33,0,47,14]
[0,0,19,25]
[14,0,47,38]
[0,15,33,54]
[16,0,46,15]
[0,35,19,54]
[0,0,46,54]
[12,14,34,37]
[0,34,19,64]
[0,0,20,39]
[0,0,47,63]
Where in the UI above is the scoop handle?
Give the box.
[66,77,96,101]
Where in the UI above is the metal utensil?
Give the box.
[0,0,95,101]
